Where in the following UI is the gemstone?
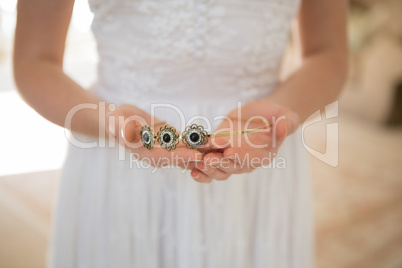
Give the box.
[143,132,150,143]
[190,132,200,143]
[163,133,171,143]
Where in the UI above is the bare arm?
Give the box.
[13,0,103,137]
[269,0,348,121]
[13,0,205,166]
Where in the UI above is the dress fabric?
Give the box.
[49,0,314,267]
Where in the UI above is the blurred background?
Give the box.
[0,0,401,267]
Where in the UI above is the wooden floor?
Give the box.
[0,112,401,268]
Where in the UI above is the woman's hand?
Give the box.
[107,104,203,168]
[189,98,300,183]
[186,0,348,183]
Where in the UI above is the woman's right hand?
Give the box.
[107,104,203,168]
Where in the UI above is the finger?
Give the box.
[203,152,243,174]
[191,168,213,183]
[227,101,300,137]
[110,120,142,147]
[135,153,199,168]
[204,135,232,150]
[121,120,141,143]
[285,111,300,135]
[195,161,230,181]
[139,147,204,165]
[222,147,277,167]
[196,145,224,154]
[107,106,145,135]
[204,121,272,150]
[108,105,165,142]
[273,117,287,140]
[271,114,297,140]
[177,161,196,170]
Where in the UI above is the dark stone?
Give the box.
[143,132,150,143]
[163,133,171,143]
[190,132,200,143]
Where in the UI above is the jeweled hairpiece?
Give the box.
[141,117,270,151]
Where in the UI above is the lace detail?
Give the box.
[89,0,300,101]
[143,2,230,61]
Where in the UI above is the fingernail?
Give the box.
[108,125,115,137]
[120,127,127,142]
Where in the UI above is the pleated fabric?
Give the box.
[48,123,314,268]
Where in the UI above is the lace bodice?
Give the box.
[88,0,300,104]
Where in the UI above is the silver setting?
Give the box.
[182,124,208,149]
[157,125,179,151]
[140,125,155,150]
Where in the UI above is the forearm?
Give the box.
[268,50,348,122]
[14,59,106,137]
[13,0,107,138]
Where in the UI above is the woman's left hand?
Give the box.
[189,98,300,183]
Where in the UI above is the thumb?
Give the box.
[274,111,300,140]
[107,109,143,143]
[285,111,300,136]
[121,120,142,143]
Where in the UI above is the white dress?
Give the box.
[49,0,314,267]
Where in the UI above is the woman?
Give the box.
[14,0,347,267]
